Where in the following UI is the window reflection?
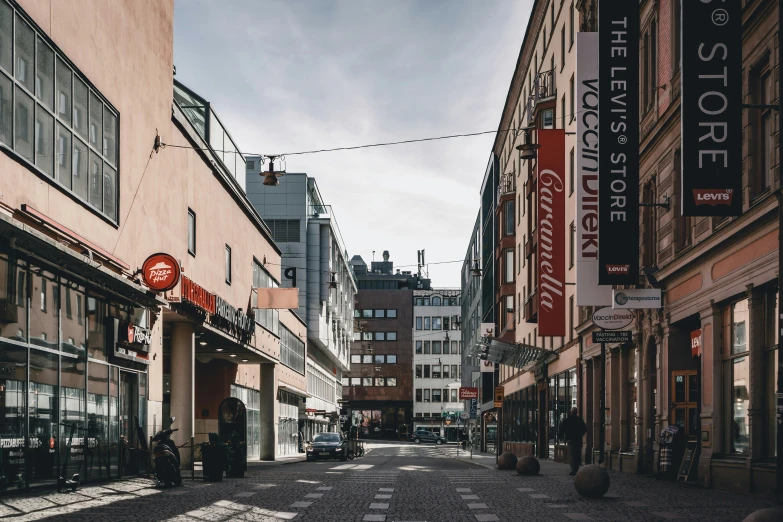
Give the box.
[87,296,106,361]
[0,343,26,489]
[28,350,58,485]
[109,367,119,477]
[61,280,86,356]
[87,362,109,480]
[60,356,85,481]
[0,257,27,343]
[29,269,57,350]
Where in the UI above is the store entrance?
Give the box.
[120,371,140,476]
[670,370,699,440]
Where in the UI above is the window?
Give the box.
[671,0,681,74]
[424,341,430,354]
[374,332,385,341]
[541,108,553,129]
[569,222,575,268]
[451,364,458,379]
[362,332,372,341]
[424,317,431,330]
[387,332,397,341]
[387,378,397,387]
[224,245,231,284]
[569,2,574,47]
[279,326,305,374]
[264,219,300,243]
[432,389,441,402]
[432,317,441,330]
[416,365,422,378]
[672,151,692,251]
[451,389,458,402]
[432,365,441,378]
[0,5,119,221]
[504,249,514,283]
[451,341,458,354]
[353,332,361,341]
[416,317,422,330]
[424,365,430,378]
[423,297,430,306]
[374,378,385,387]
[751,64,774,196]
[443,341,450,355]
[362,355,372,364]
[443,317,450,331]
[416,389,423,402]
[387,309,397,318]
[504,200,514,236]
[363,309,373,318]
[374,309,385,318]
[415,341,422,354]
[561,94,566,129]
[443,365,450,379]
[374,355,385,364]
[569,75,575,124]
[415,297,423,306]
[387,355,396,364]
[443,388,450,402]
[432,341,441,354]
[628,346,638,447]
[561,27,566,70]
[351,355,361,364]
[363,377,373,387]
[432,296,442,306]
[641,19,657,114]
[351,378,361,386]
[569,296,574,341]
[424,390,430,402]
[252,259,279,335]
[187,209,196,256]
[725,299,750,454]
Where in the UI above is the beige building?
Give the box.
[0,0,305,491]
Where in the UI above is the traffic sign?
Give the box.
[460,412,469,420]
[469,398,478,419]
[494,386,504,408]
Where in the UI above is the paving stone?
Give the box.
[369,503,390,509]
[467,503,489,509]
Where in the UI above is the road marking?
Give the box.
[517,488,535,492]
[467,503,489,509]
[461,494,480,500]
[529,494,550,499]
[474,515,500,522]
[652,514,684,520]
[378,488,395,492]
[362,515,387,522]
[563,515,593,521]
[304,493,324,499]
[370,503,390,509]
[374,494,392,499]
[234,492,256,498]
[290,501,313,508]
[456,488,472,493]
[274,513,299,520]
[316,486,333,491]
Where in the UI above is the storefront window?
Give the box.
[86,296,106,360]
[727,299,750,454]
[764,290,778,457]
[61,281,86,356]
[60,355,85,482]
[629,348,638,447]
[0,257,27,343]
[28,349,58,486]
[87,362,109,480]
[109,366,119,477]
[29,269,58,350]
[0,343,26,489]
[277,390,299,457]
[548,369,575,457]
[231,384,260,459]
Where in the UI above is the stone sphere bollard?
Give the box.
[742,507,783,522]
[574,464,610,498]
[497,452,518,470]
[516,456,540,476]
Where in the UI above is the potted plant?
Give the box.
[200,433,227,482]
[225,431,246,478]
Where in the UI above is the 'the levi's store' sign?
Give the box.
[681,0,741,217]
[537,129,566,337]
[598,0,639,285]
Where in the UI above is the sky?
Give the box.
[173,0,533,288]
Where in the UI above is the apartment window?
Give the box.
[561,27,566,70]
[569,75,575,123]
[517,243,521,275]
[569,222,575,268]
[0,4,119,221]
[353,332,361,341]
[386,332,397,341]
[432,341,441,355]
[363,309,373,318]
[423,297,430,306]
[672,0,681,74]
[451,341,458,354]
[387,378,397,387]
[252,259,279,335]
[751,65,775,196]
[415,297,423,306]
[443,341,450,354]
[187,209,196,256]
[505,295,514,330]
[424,341,430,354]
[416,317,422,330]
[363,377,373,387]
[424,317,431,330]
[517,194,521,225]
[224,245,231,284]
[351,378,361,386]
[504,200,514,236]
[387,309,397,318]
[673,150,692,251]
[432,317,441,330]
[374,378,385,387]
[541,109,554,129]
[424,365,431,378]
[432,389,442,402]
[280,326,305,374]
[351,355,361,364]
[432,296,442,306]
[569,2,574,47]
[569,295,574,341]
[504,249,514,283]
[387,355,397,364]
[451,364,458,379]
[416,341,422,354]
[443,365,451,379]
[641,20,657,114]
[424,390,430,402]
[362,355,372,364]
[362,332,372,341]
[374,309,385,318]
[443,388,450,402]
[443,317,450,331]
[374,332,385,341]
[561,95,566,129]
[451,389,458,402]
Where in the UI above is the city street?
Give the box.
[0,441,774,522]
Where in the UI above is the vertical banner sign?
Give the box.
[598,0,639,285]
[576,32,612,306]
[537,129,566,336]
[681,1,741,217]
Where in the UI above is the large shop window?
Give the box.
[231,384,260,459]
[548,368,577,458]
[503,385,538,445]
[725,299,750,455]
[280,326,305,374]
[252,259,279,335]
[0,3,119,221]
[763,290,778,457]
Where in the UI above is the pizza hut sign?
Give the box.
[141,253,181,292]
[126,323,152,346]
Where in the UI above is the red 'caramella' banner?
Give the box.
[537,129,566,337]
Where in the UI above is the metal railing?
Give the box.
[523,69,557,125]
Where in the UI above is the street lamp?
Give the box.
[515,127,540,160]
[261,155,286,186]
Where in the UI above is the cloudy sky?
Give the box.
[173,0,532,287]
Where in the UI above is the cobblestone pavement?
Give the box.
[0,441,775,521]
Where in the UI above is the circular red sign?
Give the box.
[141,253,181,292]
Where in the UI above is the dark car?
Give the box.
[410,429,446,445]
[306,433,347,461]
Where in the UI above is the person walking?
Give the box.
[559,407,588,476]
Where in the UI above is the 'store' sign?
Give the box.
[591,307,634,330]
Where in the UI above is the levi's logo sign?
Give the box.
[606,265,630,275]
[693,189,733,206]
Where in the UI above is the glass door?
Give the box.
[671,371,699,439]
[119,371,139,476]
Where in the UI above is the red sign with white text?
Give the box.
[691,329,702,358]
[459,387,478,400]
[537,129,566,336]
[141,253,181,292]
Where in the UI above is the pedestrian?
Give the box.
[559,407,587,476]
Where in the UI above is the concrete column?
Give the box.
[260,363,277,460]
[747,286,765,461]
[170,322,195,468]
[619,346,630,451]
[698,302,722,486]
[591,354,602,461]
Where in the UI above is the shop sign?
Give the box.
[112,319,151,365]
[480,323,495,338]
[591,307,634,330]
[125,323,152,346]
[480,360,495,373]
[612,289,662,309]
[494,386,504,408]
[459,387,479,400]
[691,329,702,358]
[598,0,639,285]
[141,253,181,292]
[212,295,254,336]
[681,0,742,217]
[576,31,612,306]
[537,129,566,336]
[181,276,216,315]
[592,330,632,344]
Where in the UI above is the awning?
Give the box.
[279,383,310,398]
[473,337,551,369]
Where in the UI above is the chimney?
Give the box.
[382,250,390,262]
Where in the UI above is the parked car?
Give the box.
[305,433,348,461]
[410,429,446,445]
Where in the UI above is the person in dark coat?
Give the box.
[559,407,588,475]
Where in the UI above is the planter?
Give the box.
[201,444,227,482]
[226,443,246,478]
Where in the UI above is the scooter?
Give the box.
[151,417,182,488]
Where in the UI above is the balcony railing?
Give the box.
[524,69,557,125]
[497,172,516,203]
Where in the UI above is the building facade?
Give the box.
[412,289,462,441]
[245,169,357,441]
[342,253,429,439]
